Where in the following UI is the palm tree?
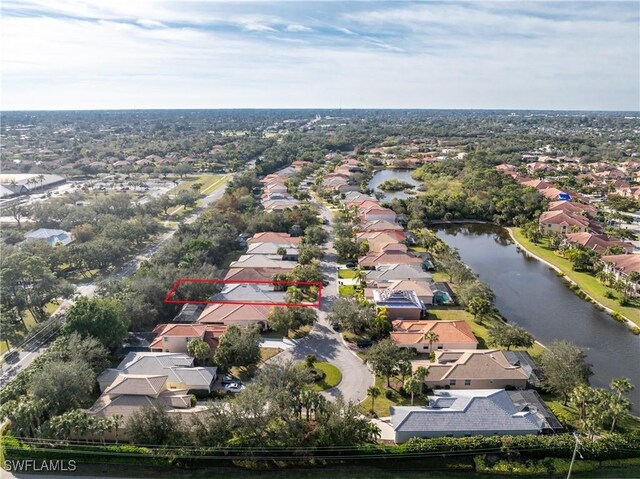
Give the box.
[111,414,124,444]
[570,384,592,420]
[285,286,305,303]
[354,267,368,288]
[610,377,634,402]
[422,331,440,353]
[414,366,429,382]
[367,386,381,412]
[609,396,631,433]
[405,377,422,406]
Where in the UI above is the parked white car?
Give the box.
[224,382,246,393]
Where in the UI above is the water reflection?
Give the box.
[435,223,640,412]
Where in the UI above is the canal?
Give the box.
[435,223,640,411]
[367,169,421,200]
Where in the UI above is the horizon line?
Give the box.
[2,107,639,114]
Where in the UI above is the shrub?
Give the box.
[611,312,625,323]
[384,389,395,400]
[604,290,616,299]
[629,326,640,335]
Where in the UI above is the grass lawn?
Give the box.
[359,375,428,417]
[310,362,342,391]
[541,392,640,433]
[167,174,228,215]
[408,246,428,253]
[431,272,449,283]
[1,303,61,355]
[426,306,545,357]
[259,347,282,363]
[512,228,640,326]
[338,269,356,279]
[339,285,358,297]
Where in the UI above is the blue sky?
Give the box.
[1,1,638,110]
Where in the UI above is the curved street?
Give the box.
[269,202,374,404]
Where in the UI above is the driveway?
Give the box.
[269,201,374,404]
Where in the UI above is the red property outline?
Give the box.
[164,279,322,308]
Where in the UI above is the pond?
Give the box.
[435,223,640,411]
[367,169,421,200]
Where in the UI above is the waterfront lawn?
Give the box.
[426,306,545,357]
[512,228,640,326]
[541,393,640,433]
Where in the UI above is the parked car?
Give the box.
[345,262,357,269]
[224,382,246,393]
[221,375,238,385]
[356,339,373,348]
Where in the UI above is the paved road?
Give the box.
[0,176,231,388]
[270,201,374,404]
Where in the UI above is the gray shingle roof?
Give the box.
[391,390,544,434]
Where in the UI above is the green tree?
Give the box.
[367,386,381,412]
[328,297,375,333]
[63,296,128,349]
[215,325,261,371]
[126,403,186,446]
[466,296,491,323]
[187,338,212,366]
[405,376,422,406]
[30,359,96,416]
[539,340,593,405]
[366,338,405,388]
[488,324,535,351]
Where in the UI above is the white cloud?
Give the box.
[136,19,167,29]
[0,1,637,110]
[286,24,312,33]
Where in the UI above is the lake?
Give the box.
[435,223,640,411]
[367,169,421,200]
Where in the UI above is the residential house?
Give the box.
[224,267,286,282]
[149,323,227,354]
[358,250,423,268]
[539,187,571,201]
[413,349,529,390]
[247,232,302,245]
[228,254,298,270]
[364,280,434,305]
[210,283,287,304]
[547,200,597,218]
[360,219,405,232]
[358,205,397,223]
[197,303,271,328]
[88,374,207,436]
[246,242,299,260]
[539,210,589,234]
[372,290,424,320]
[390,389,558,442]
[601,254,640,293]
[24,228,73,246]
[390,320,477,353]
[564,233,634,254]
[97,352,217,392]
[366,264,433,284]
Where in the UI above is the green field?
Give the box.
[511,228,640,326]
[311,362,342,392]
[338,269,356,279]
[339,285,358,296]
[167,174,229,215]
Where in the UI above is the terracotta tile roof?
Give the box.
[539,210,589,228]
[414,350,529,382]
[359,251,423,267]
[548,200,597,217]
[197,303,271,324]
[224,267,285,282]
[247,232,302,245]
[602,254,640,275]
[564,233,633,254]
[360,220,404,232]
[390,320,477,346]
